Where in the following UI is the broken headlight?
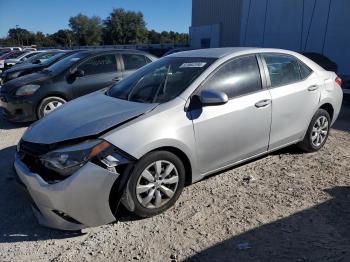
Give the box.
[40,140,111,176]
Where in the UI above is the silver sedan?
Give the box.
[14,47,343,230]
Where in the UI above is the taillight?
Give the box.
[335,76,342,87]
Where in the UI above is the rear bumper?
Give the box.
[14,155,119,231]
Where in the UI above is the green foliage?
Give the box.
[69,13,103,46]
[103,8,148,44]
[50,30,75,47]
[0,9,189,47]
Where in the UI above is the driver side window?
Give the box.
[202,55,263,99]
[77,54,117,76]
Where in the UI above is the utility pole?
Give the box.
[15,25,20,46]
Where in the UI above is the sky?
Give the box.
[0,0,192,37]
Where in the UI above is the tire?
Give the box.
[37,96,66,119]
[298,109,331,152]
[125,151,185,218]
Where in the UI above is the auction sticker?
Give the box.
[180,62,207,68]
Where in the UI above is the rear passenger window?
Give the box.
[263,54,312,87]
[122,54,149,70]
[299,61,313,79]
[78,54,117,76]
[202,55,262,98]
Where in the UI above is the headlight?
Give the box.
[16,84,41,96]
[40,140,111,176]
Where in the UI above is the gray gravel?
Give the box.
[0,101,350,262]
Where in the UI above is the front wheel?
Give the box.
[124,151,185,218]
[298,109,331,152]
[37,96,66,119]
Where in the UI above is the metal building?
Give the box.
[190,0,350,76]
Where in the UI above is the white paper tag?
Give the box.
[180,62,207,68]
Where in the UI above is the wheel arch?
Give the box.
[319,103,334,121]
[149,146,193,186]
[36,94,68,118]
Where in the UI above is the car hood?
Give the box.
[3,71,52,91]
[22,92,158,144]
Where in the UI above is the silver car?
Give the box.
[14,48,343,230]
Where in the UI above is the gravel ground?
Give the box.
[0,100,349,262]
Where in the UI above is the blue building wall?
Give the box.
[240,0,350,75]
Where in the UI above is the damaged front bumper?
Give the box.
[14,154,121,231]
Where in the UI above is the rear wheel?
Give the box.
[37,96,66,119]
[125,151,185,218]
[298,109,330,152]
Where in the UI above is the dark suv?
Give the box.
[0,49,156,122]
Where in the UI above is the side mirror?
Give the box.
[200,89,228,106]
[73,69,85,78]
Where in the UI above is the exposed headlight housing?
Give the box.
[16,84,41,96]
[40,140,111,176]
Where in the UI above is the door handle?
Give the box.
[255,99,271,108]
[308,85,319,91]
[113,77,122,82]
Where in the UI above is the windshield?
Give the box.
[25,51,60,64]
[0,50,10,57]
[44,52,88,74]
[40,52,67,65]
[108,57,215,103]
[5,51,28,59]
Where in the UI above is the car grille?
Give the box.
[18,140,63,182]
[19,140,55,156]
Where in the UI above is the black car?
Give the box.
[0,49,156,122]
[0,50,80,84]
[302,52,338,73]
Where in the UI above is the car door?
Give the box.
[261,53,321,150]
[71,53,122,97]
[191,55,272,174]
[121,53,152,78]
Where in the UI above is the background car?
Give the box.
[162,47,196,57]
[0,51,26,72]
[0,49,157,121]
[0,50,81,84]
[3,51,44,69]
[0,47,23,51]
[302,52,338,73]
[0,49,12,57]
[13,48,343,230]
[14,50,63,66]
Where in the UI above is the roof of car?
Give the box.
[170,47,300,58]
[76,49,150,55]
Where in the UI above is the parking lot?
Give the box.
[0,99,349,262]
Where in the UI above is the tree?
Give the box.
[50,29,75,47]
[33,32,54,47]
[147,30,161,44]
[0,9,189,48]
[8,27,35,46]
[69,13,102,46]
[103,8,148,45]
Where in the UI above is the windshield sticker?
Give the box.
[180,62,207,68]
